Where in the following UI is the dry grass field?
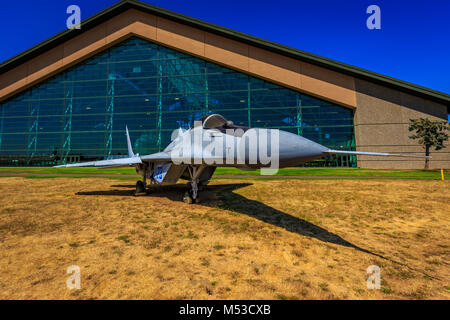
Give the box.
[0,177,448,300]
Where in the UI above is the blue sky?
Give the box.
[1,0,449,94]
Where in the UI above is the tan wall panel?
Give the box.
[400,92,448,122]
[106,10,136,41]
[355,123,408,146]
[353,85,402,125]
[300,62,356,108]
[133,21,157,40]
[248,46,300,89]
[0,64,28,100]
[357,152,449,162]
[106,9,157,42]
[63,23,107,64]
[27,44,64,85]
[401,94,449,148]
[156,17,205,57]
[204,33,249,72]
[354,78,449,169]
[357,144,450,159]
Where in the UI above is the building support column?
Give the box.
[27,91,40,163]
[62,83,73,164]
[106,74,115,157]
[157,64,163,152]
[247,79,251,127]
[0,106,4,152]
[204,65,209,115]
[296,94,303,136]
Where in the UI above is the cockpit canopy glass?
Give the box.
[192,114,250,136]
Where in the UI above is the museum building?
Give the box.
[0,0,448,168]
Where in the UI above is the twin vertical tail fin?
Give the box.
[125,126,135,157]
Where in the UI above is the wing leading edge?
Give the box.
[53,152,175,168]
[53,156,143,168]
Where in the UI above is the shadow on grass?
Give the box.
[205,184,438,280]
[78,182,383,258]
[205,183,384,257]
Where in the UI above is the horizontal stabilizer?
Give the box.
[326,149,431,159]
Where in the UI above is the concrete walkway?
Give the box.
[0,172,439,179]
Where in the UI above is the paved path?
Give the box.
[217,175,438,179]
[0,172,439,179]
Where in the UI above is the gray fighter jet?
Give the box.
[54,114,428,203]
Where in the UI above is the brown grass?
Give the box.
[0,177,448,300]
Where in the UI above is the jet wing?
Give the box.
[53,151,176,169]
[326,149,430,158]
[142,151,225,164]
[53,152,225,169]
[140,152,172,162]
[53,156,142,168]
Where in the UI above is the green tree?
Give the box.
[408,118,449,169]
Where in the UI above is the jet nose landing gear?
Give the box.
[183,165,205,204]
[183,178,199,204]
[183,190,195,204]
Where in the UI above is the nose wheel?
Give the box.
[183,165,205,204]
[183,190,195,204]
[183,180,199,204]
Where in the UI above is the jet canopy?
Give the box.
[196,114,249,135]
[202,114,230,129]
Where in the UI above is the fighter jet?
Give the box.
[54,114,428,204]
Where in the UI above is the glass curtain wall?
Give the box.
[0,37,356,167]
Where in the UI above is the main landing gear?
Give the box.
[133,165,206,204]
[135,166,149,196]
[135,180,146,194]
[182,165,206,204]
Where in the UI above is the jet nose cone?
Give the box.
[278,130,328,167]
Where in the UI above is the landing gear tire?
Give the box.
[135,180,146,195]
[183,191,195,204]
